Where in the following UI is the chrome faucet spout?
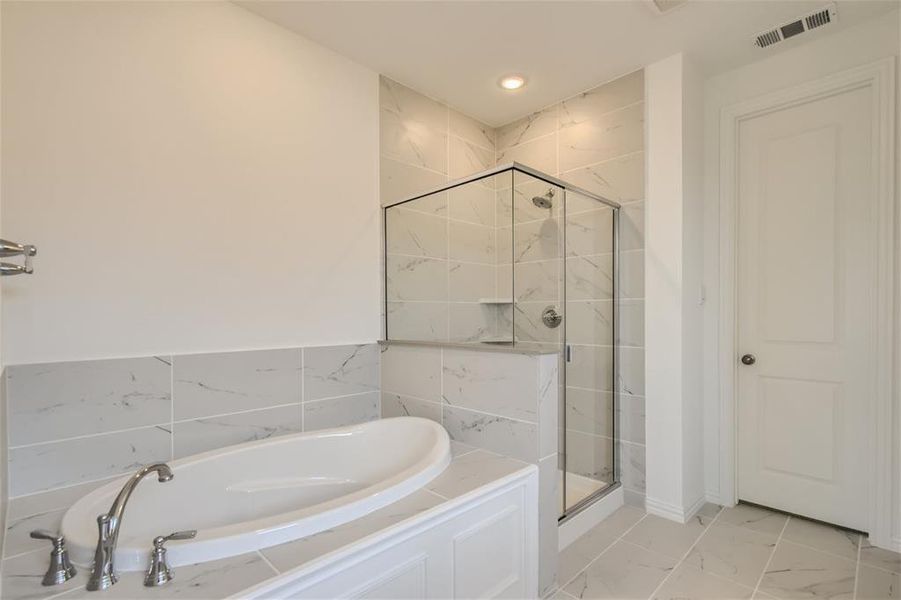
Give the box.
[86,463,173,591]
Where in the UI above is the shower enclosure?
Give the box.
[383,163,619,520]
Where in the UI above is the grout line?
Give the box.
[169,355,175,460]
[8,472,127,502]
[751,515,791,598]
[449,133,495,156]
[387,252,496,268]
[772,533,864,564]
[9,422,175,450]
[12,390,378,452]
[173,401,305,424]
[423,487,449,502]
[558,149,645,175]
[300,348,306,431]
[645,506,727,600]
[301,389,380,405]
[558,512,650,592]
[380,150,448,179]
[853,533,862,600]
[441,403,538,427]
[380,390,443,406]
[440,348,445,428]
[256,549,281,575]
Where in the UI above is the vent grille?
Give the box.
[755,29,782,48]
[754,3,836,49]
[806,8,832,29]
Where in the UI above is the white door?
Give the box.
[736,84,876,531]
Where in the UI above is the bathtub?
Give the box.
[60,417,451,571]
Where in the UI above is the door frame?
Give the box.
[717,57,896,547]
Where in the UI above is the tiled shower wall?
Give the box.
[380,70,646,503]
[4,344,380,497]
[381,76,504,342]
[495,70,647,505]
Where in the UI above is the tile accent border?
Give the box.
[5,343,381,497]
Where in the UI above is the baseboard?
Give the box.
[558,486,624,551]
[645,494,706,524]
[891,535,901,553]
[623,488,646,508]
[704,490,725,507]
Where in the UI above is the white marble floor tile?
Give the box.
[652,563,755,600]
[856,564,900,599]
[557,507,645,586]
[622,510,714,560]
[860,538,901,574]
[758,540,856,600]
[683,522,777,587]
[563,540,676,600]
[781,517,860,561]
[718,503,789,537]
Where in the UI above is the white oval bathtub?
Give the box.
[60,417,451,571]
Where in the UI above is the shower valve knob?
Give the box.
[542,306,562,329]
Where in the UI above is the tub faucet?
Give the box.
[86,463,174,591]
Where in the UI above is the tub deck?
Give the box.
[0,443,533,600]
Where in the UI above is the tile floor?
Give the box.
[555,502,901,600]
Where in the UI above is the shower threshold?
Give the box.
[558,470,607,513]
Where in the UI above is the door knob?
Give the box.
[741,354,756,365]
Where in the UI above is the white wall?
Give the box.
[0,1,380,365]
[701,10,900,545]
[644,52,705,522]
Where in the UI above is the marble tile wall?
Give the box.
[380,342,559,595]
[380,70,647,506]
[4,344,380,497]
[380,76,505,344]
[496,69,647,506]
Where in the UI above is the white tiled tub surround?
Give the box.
[496,69,647,506]
[4,343,380,497]
[1,441,538,600]
[380,342,559,595]
[380,75,505,343]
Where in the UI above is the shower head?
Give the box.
[532,190,554,209]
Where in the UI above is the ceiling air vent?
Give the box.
[753,3,837,49]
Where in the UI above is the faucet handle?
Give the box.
[30,529,63,544]
[30,530,77,586]
[157,530,197,545]
[144,530,197,587]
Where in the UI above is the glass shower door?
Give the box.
[563,190,617,514]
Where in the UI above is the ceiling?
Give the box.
[239,0,897,126]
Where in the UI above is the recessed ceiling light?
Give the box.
[499,74,526,91]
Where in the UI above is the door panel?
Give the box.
[737,85,874,531]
